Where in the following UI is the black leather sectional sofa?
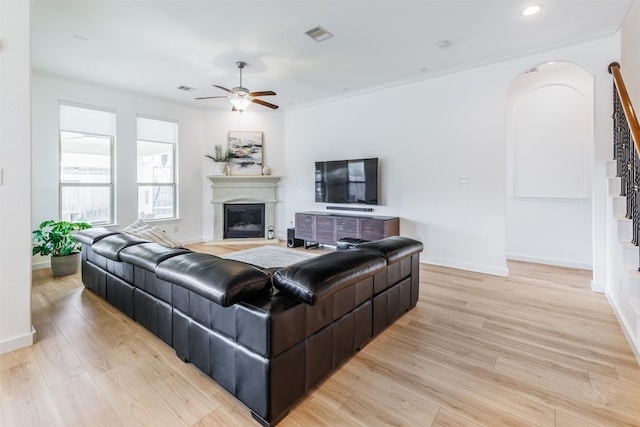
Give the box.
[73,228,423,426]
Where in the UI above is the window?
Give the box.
[59,103,115,224]
[137,116,178,220]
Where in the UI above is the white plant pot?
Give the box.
[210,162,227,175]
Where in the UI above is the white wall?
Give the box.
[31,73,205,249]
[283,35,619,277]
[506,63,594,269]
[201,111,285,241]
[0,0,34,354]
[622,0,640,111]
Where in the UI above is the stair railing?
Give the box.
[609,62,640,261]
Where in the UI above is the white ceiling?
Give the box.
[31,0,632,112]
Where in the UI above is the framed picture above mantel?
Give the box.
[228,130,263,175]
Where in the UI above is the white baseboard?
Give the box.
[0,326,36,355]
[606,293,640,366]
[421,256,509,277]
[507,253,592,271]
[591,280,605,293]
[32,261,50,270]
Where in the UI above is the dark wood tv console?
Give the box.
[294,211,400,248]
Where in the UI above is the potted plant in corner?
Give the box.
[32,220,92,277]
[205,144,231,175]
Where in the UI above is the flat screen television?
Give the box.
[315,158,379,205]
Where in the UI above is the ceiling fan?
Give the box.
[196,61,278,111]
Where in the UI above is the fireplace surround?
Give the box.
[209,175,280,241]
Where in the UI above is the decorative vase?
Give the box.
[211,162,227,176]
[262,166,271,175]
[51,252,81,277]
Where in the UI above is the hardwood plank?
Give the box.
[0,360,64,426]
[431,407,485,427]
[286,394,364,426]
[32,321,85,386]
[92,370,185,426]
[48,372,122,426]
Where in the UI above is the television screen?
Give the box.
[315,158,379,205]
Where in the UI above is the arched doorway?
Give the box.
[506,61,594,269]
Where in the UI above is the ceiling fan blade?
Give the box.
[213,85,233,94]
[249,90,276,97]
[195,95,229,100]
[252,98,279,109]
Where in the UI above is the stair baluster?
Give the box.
[612,68,640,266]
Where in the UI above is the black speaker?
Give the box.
[287,228,304,248]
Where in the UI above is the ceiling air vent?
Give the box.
[305,26,334,42]
[177,85,196,92]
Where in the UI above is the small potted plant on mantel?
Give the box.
[205,144,231,175]
[32,220,92,277]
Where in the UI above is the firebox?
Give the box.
[223,203,265,239]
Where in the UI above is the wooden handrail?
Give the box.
[609,62,640,155]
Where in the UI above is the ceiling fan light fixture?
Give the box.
[230,96,252,111]
[196,61,278,110]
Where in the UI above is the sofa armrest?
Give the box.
[356,236,423,263]
[273,250,386,305]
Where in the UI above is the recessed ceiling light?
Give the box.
[521,5,542,16]
[437,40,451,49]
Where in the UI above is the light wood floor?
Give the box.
[2,243,640,426]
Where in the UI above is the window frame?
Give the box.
[58,130,115,225]
[136,117,178,221]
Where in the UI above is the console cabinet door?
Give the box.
[295,213,315,241]
[335,216,359,241]
[360,218,385,241]
[315,216,335,244]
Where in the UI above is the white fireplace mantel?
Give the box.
[208,175,281,241]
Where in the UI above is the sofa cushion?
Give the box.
[273,250,386,305]
[357,236,423,263]
[119,242,192,271]
[156,253,271,307]
[92,233,149,261]
[72,227,119,245]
